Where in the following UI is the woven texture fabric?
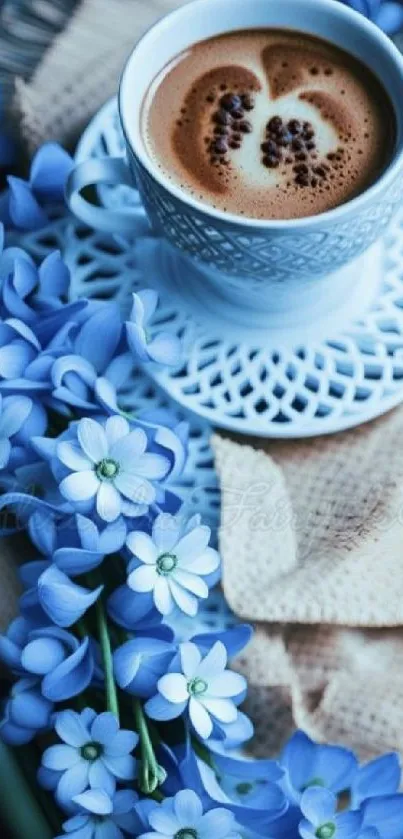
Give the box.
[13,0,187,151]
[212,408,403,760]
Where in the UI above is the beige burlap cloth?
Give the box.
[212,407,403,762]
[9,0,403,762]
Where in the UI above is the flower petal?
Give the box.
[152,513,181,553]
[0,395,32,437]
[42,638,94,703]
[102,754,136,781]
[128,565,158,593]
[208,671,247,698]
[147,333,181,367]
[8,176,48,230]
[174,789,203,825]
[336,811,362,839]
[21,637,66,675]
[173,569,208,598]
[110,428,147,464]
[199,808,237,839]
[189,696,212,739]
[78,418,108,463]
[180,642,201,679]
[300,788,336,825]
[199,697,237,724]
[30,143,73,201]
[197,641,227,680]
[0,340,35,379]
[55,710,91,747]
[56,760,89,807]
[73,788,113,816]
[104,415,130,448]
[43,744,78,771]
[145,694,187,722]
[179,547,220,575]
[96,481,121,523]
[57,441,92,472]
[158,673,188,704]
[104,730,138,758]
[126,531,157,565]
[88,759,115,796]
[60,471,99,503]
[175,525,211,563]
[149,807,179,834]
[0,438,11,468]
[38,566,103,628]
[90,713,119,745]
[169,580,198,616]
[114,471,155,505]
[134,453,169,480]
[154,576,174,615]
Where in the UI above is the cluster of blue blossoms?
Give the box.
[0,144,401,839]
[1,1,403,829]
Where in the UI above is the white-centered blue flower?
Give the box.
[145,641,246,740]
[57,788,139,839]
[57,416,169,522]
[139,789,241,839]
[126,513,220,617]
[299,788,362,839]
[42,708,138,808]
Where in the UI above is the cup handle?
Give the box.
[66,157,149,235]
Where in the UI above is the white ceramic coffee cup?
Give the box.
[66,0,403,326]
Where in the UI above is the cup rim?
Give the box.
[119,0,403,230]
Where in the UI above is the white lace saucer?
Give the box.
[68,98,403,438]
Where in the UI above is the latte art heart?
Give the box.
[142,29,395,220]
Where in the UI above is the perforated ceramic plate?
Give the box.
[69,98,403,437]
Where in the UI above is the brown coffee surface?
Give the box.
[141,29,395,220]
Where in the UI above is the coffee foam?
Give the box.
[141,30,395,220]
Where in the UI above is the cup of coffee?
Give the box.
[66,0,403,328]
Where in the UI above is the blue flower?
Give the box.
[38,565,103,627]
[341,0,403,33]
[199,749,287,827]
[56,788,140,839]
[1,143,73,231]
[138,789,241,839]
[0,393,46,471]
[41,708,138,809]
[113,636,175,698]
[159,739,287,831]
[107,584,172,641]
[27,509,127,576]
[351,754,401,808]
[126,290,181,366]
[55,415,170,522]
[126,513,220,617]
[299,788,362,839]
[0,248,70,324]
[279,731,358,803]
[51,302,124,412]
[145,640,246,740]
[0,676,53,744]
[0,293,88,397]
[0,619,94,701]
[360,795,403,839]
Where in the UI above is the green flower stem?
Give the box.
[95,596,120,722]
[134,699,165,795]
[0,741,53,839]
